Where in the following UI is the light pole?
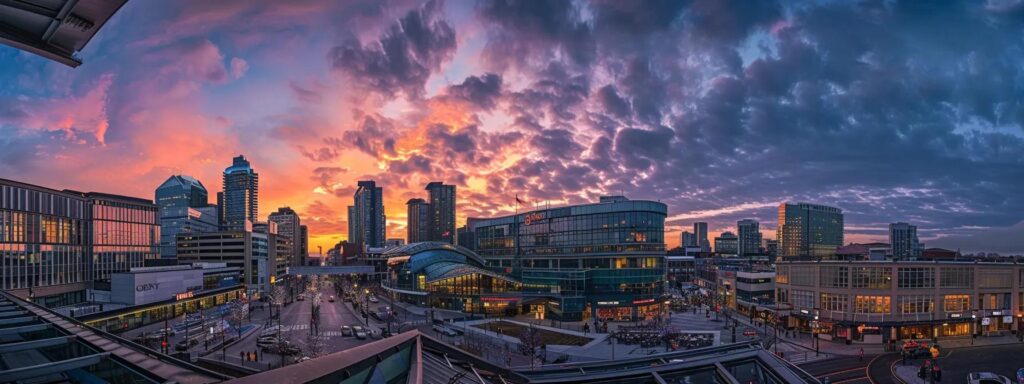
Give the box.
[971,310,977,345]
[813,310,820,357]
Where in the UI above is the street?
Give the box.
[799,356,871,384]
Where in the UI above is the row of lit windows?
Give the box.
[0,184,88,219]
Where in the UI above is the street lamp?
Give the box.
[813,310,820,357]
[971,310,977,345]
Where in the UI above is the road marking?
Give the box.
[866,353,885,384]
[817,367,868,378]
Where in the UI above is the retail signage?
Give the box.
[981,317,991,326]
[597,301,620,306]
[1003,316,1013,323]
[136,283,161,292]
[481,297,517,302]
[524,212,545,225]
[632,298,656,305]
[949,313,962,318]
[992,311,1003,316]
[175,291,194,301]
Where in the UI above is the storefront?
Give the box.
[981,311,1014,334]
[81,286,244,333]
[634,298,661,320]
[481,297,518,317]
[595,300,632,321]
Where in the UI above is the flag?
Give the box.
[515,194,526,205]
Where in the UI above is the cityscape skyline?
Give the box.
[1,1,1023,255]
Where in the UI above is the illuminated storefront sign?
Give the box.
[597,301,620,306]
[175,291,194,301]
[481,297,517,302]
[524,212,545,225]
[632,298,656,305]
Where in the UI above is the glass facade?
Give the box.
[777,203,843,258]
[222,155,259,231]
[468,198,667,321]
[1,182,89,292]
[89,194,160,282]
[155,175,216,258]
[1,180,158,306]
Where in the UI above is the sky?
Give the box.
[1,0,1023,255]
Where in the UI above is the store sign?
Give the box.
[524,212,545,225]
[597,301,620,306]
[633,298,656,305]
[175,291,194,301]
[949,313,962,318]
[981,317,991,326]
[481,297,517,302]
[136,283,161,292]
[1003,316,1013,323]
[992,311,1003,316]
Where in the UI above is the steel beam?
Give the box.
[0,352,109,382]
[0,335,74,353]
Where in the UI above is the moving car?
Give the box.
[968,372,1013,384]
[353,325,368,339]
[341,325,353,337]
[328,295,335,303]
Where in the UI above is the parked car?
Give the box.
[341,325,353,336]
[968,372,1013,384]
[353,325,368,339]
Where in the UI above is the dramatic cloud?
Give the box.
[1,0,1022,254]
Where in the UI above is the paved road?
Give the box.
[799,356,872,384]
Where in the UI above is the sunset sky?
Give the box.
[1,0,1023,254]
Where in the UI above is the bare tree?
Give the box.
[225,300,248,339]
[303,332,327,359]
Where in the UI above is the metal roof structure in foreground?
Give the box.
[0,0,128,67]
[227,331,818,384]
[0,290,229,383]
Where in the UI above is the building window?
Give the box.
[939,267,973,288]
[776,266,789,284]
[942,294,970,312]
[820,293,848,312]
[978,270,1012,289]
[898,295,934,314]
[792,290,815,309]
[852,267,891,289]
[790,266,816,286]
[854,295,891,314]
[897,267,934,289]
[819,266,848,288]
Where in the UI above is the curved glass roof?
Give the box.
[419,261,518,284]
[385,242,487,267]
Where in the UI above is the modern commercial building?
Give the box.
[681,231,695,248]
[86,192,161,283]
[268,206,302,266]
[737,219,762,256]
[107,263,240,306]
[426,182,456,244]
[406,198,430,243]
[714,232,738,255]
[221,155,259,231]
[777,202,844,258]
[889,222,922,260]
[694,222,710,252]
[666,255,696,288]
[1,179,160,307]
[835,243,890,260]
[155,175,218,258]
[775,260,1024,345]
[350,180,385,249]
[175,228,286,297]
[465,196,667,321]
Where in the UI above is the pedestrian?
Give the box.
[239,351,244,362]
[858,347,864,361]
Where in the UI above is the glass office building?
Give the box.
[0,179,159,307]
[777,202,844,258]
[155,175,217,258]
[222,155,259,231]
[468,196,667,321]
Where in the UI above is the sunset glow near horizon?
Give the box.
[1,0,1023,254]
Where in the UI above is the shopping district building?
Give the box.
[774,260,1024,344]
[384,196,668,322]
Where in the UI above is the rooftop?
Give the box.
[0,0,128,67]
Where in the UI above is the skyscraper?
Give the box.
[425,182,456,244]
[155,175,217,258]
[300,224,308,263]
[777,202,844,258]
[268,207,302,266]
[351,180,385,249]
[737,219,762,256]
[222,155,258,231]
[406,198,430,243]
[889,222,922,260]
[693,222,710,252]
[681,231,695,247]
